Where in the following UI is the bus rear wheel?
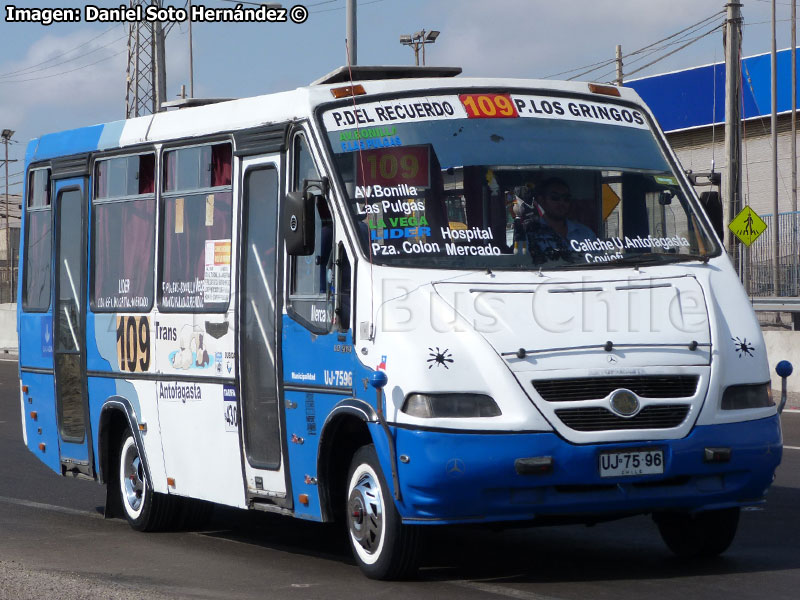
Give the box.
[654,507,740,558]
[119,429,175,531]
[346,444,420,580]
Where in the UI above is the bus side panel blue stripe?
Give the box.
[20,372,60,474]
[32,125,104,161]
[97,120,126,150]
[87,376,121,475]
[26,119,127,166]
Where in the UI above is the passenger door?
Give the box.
[238,154,288,502]
[53,176,92,474]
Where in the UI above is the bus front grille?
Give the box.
[533,375,699,402]
[554,405,691,432]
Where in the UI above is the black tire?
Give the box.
[118,429,177,532]
[654,507,740,558]
[175,497,215,531]
[346,444,421,580]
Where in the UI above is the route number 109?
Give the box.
[116,315,151,373]
[459,94,519,119]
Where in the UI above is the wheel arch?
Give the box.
[97,397,151,488]
[317,399,376,522]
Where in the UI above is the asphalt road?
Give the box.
[1,357,800,599]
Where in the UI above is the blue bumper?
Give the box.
[372,416,783,525]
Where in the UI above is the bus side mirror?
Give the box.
[699,191,724,240]
[284,190,315,256]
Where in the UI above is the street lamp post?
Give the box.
[1,129,13,303]
[400,29,440,66]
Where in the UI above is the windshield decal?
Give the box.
[511,95,649,130]
[325,94,649,132]
[324,96,465,131]
[572,235,691,264]
[339,125,403,152]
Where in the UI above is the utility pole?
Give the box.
[188,0,194,97]
[125,0,167,117]
[724,2,743,273]
[792,0,798,298]
[347,0,357,65]
[793,0,798,217]
[615,45,623,86]
[771,0,780,296]
[153,17,167,111]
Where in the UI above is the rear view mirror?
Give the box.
[699,191,724,240]
[659,190,674,206]
[284,190,315,255]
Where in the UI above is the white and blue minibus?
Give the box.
[17,66,785,579]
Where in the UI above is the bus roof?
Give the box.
[25,73,647,166]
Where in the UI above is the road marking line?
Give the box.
[447,580,564,600]
[0,358,19,362]
[783,446,800,450]
[0,495,102,519]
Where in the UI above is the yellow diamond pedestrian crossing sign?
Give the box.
[729,206,767,247]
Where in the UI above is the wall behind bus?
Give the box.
[764,329,800,394]
[0,303,17,351]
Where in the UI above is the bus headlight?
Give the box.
[721,383,773,410]
[402,393,502,418]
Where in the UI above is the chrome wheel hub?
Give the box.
[348,471,383,554]
[122,443,144,512]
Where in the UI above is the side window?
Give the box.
[288,133,334,330]
[93,154,156,311]
[23,168,52,311]
[159,142,232,312]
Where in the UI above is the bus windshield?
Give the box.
[321,91,719,270]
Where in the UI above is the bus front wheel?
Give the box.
[119,429,174,531]
[345,444,420,579]
[654,507,740,558]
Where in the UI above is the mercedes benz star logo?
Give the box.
[607,355,618,364]
[446,458,465,476]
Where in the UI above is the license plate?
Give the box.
[599,449,664,478]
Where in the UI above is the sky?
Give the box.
[1,0,797,196]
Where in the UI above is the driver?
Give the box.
[526,177,594,255]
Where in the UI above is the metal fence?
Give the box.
[0,267,16,305]
[744,211,800,298]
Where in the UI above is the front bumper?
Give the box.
[370,415,783,525]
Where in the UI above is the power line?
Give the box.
[579,15,725,81]
[544,9,724,80]
[623,22,725,80]
[624,10,724,59]
[752,0,794,6]
[745,18,796,26]
[0,33,128,80]
[0,49,127,84]
[0,24,121,79]
[592,20,725,82]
